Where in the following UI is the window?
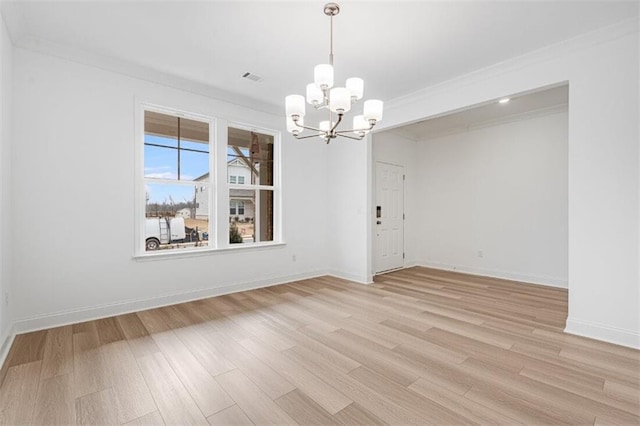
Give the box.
[229,175,245,185]
[230,200,245,215]
[228,127,275,244]
[142,110,210,252]
[137,105,279,255]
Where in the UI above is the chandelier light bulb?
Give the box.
[285,94,306,118]
[363,99,383,122]
[329,87,351,113]
[346,78,364,100]
[353,115,369,135]
[286,116,304,134]
[314,64,334,89]
[319,120,332,138]
[306,83,323,105]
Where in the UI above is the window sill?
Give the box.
[133,241,286,262]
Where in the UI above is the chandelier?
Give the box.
[285,3,383,143]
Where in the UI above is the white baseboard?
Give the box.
[11,270,328,335]
[416,260,568,288]
[565,318,640,349]
[327,270,373,285]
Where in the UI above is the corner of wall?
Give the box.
[0,9,16,369]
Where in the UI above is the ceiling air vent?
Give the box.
[242,72,263,83]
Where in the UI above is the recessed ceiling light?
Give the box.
[499,98,510,104]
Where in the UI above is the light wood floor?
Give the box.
[0,267,638,425]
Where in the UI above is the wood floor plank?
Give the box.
[207,405,254,425]
[275,389,336,425]
[0,361,41,425]
[123,410,166,425]
[5,330,47,367]
[95,316,127,345]
[348,365,469,425]
[101,340,157,423]
[408,377,524,425]
[137,352,209,425]
[302,327,420,387]
[72,325,111,398]
[201,327,296,399]
[332,402,386,425]
[39,325,73,379]
[174,324,237,377]
[604,380,640,407]
[215,369,296,425]
[76,387,120,425]
[151,330,234,417]
[559,346,640,377]
[116,313,161,358]
[460,357,634,424]
[239,337,353,415]
[33,373,75,425]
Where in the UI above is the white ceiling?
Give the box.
[1,1,637,112]
[390,84,569,140]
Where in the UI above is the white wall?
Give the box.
[0,15,13,354]
[414,111,568,287]
[377,19,639,348]
[10,48,328,330]
[326,138,372,283]
[372,131,419,268]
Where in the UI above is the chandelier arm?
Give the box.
[293,122,324,133]
[334,133,364,141]
[334,122,376,135]
[329,113,344,133]
[294,133,324,140]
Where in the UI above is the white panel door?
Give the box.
[374,162,405,274]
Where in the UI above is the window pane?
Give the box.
[145,111,178,139]
[144,144,178,179]
[228,127,274,186]
[180,150,209,181]
[181,140,209,153]
[144,111,209,182]
[145,134,178,149]
[258,189,274,242]
[228,189,273,244]
[145,182,210,251]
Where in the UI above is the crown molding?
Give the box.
[13,36,282,117]
[382,17,639,120]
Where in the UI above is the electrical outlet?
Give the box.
[478,250,484,258]
[4,291,8,306]
[292,254,297,262]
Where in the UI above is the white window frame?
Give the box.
[134,103,282,259]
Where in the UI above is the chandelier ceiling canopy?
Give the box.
[285,3,383,143]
